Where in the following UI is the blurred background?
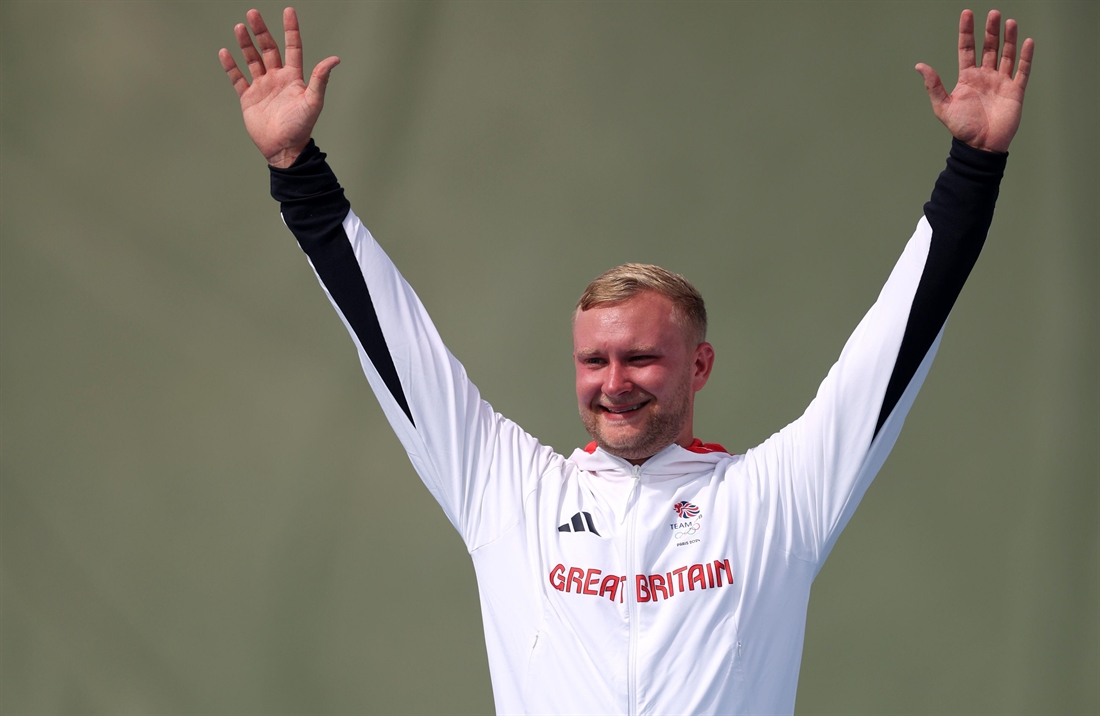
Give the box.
[2,1,1096,713]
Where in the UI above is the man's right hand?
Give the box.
[218,7,339,168]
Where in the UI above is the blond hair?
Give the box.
[575,263,707,345]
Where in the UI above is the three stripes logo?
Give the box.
[558,512,600,536]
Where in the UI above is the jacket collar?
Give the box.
[567,440,732,484]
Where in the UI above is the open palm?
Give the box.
[916,9,1034,153]
[218,8,340,167]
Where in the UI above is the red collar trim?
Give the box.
[684,438,730,454]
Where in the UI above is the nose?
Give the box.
[604,361,632,396]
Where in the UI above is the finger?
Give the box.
[247,9,283,71]
[1014,37,1034,90]
[235,22,265,79]
[916,63,949,109]
[981,9,1001,70]
[958,9,976,72]
[219,48,250,98]
[306,56,340,105]
[999,19,1017,75]
[284,7,303,71]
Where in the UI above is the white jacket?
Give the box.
[270,138,1006,714]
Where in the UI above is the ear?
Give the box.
[691,342,715,391]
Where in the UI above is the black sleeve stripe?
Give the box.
[873,139,1007,437]
[269,140,415,426]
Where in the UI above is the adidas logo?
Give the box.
[558,511,600,536]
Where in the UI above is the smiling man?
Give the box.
[221,7,1032,714]
[574,266,714,463]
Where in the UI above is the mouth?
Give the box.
[598,400,650,416]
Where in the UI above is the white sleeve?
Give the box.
[745,219,937,568]
[745,140,1006,568]
[326,211,556,549]
[271,142,557,551]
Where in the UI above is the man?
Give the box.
[220,7,1032,713]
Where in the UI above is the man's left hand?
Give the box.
[917,9,1034,153]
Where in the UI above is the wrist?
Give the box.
[948,137,1008,180]
[266,143,308,169]
[959,135,1007,157]
[961,140,1009,155]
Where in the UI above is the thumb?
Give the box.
[915,63,949,109]
[307,56,341,104]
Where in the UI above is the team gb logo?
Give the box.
[673,501,700,519]
[671,501,702,544]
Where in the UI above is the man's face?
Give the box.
[573,291,714,463]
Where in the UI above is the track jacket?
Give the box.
[270,139,1006,715]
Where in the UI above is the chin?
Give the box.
[580,401,688,461]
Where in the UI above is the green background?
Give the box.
[2,1,1096,713]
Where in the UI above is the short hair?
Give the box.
[575,263,707,345]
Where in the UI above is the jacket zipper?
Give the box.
[626,464,642,716]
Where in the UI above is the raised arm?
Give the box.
[750,10,1034,568]
[218,7,340,167]
[218,9,556,550]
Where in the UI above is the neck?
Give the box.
[625,434,697,466]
